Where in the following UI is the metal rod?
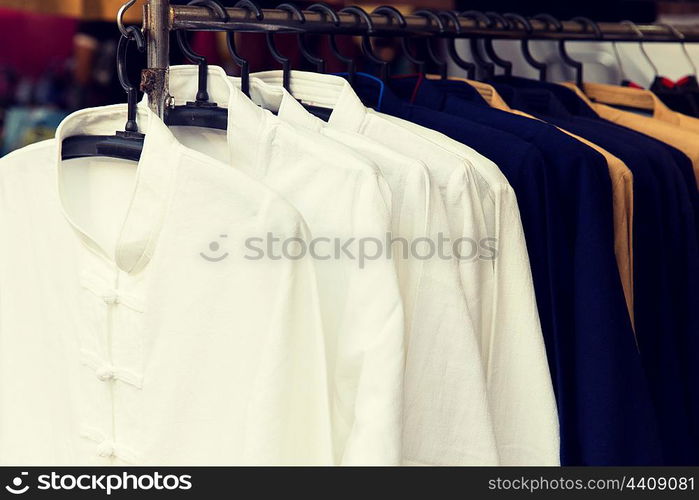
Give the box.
[143,0,699,118]
[144,0,171,117]
[169,6,699,42]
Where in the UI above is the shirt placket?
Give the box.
[79,263,145,464]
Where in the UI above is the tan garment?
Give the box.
[579,81,699,135]
[433,76,635,326]
[562,82,699,189]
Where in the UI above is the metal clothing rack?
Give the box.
[126,0,699,118]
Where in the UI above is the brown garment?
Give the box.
[562,82,699,190]
[580,81,699,135]
[430,76,636,327]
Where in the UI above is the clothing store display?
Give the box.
[2,2,699,468]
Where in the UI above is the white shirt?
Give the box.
[252,71,500,465]
[158,65,406,465]
[0,105,334,465]
[376,113,560,465]
[247,78,429,342]
[251,70,558,465]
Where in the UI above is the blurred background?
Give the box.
[0,0,697,155]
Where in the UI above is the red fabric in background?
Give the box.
[0,8,77,78]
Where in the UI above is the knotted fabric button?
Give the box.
[96,366,116,382]
[97,441,116,458]
[101,291,119,305]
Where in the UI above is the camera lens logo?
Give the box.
[5,472,29,495]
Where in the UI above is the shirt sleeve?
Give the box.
[243,199,334,465]
[451,151,560,465]
[335,171,405,465]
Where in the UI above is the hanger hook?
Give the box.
[439,11,475,80]
[266,3,321,89]
[413,9,448,79]
[117,25,145,133]
[533,12,563,32]
[265,3,297,91]
[656,23,698,77]
[459,10,495,80]
[483,11,513,76]
[177,0,229,104]
[535,13,583,86]
[620,20,659,79]
[504,13,547,81]
[372,6,423,76]
[339,5,389,82]
[277,3,326,73]
[308,3,349,78]
[571,16,602,39]
[567,16,602,87]
[117,0,138,38]
[227,0,263,97]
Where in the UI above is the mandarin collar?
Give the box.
[245,76,326,134]
[158,65,270,173]
[55,104,179,274]
[250,70,370,134]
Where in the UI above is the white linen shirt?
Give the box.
[375,113,560,465]
[252,71,500,465]
[0,105,334,465]
[246,76,500,465]
[251,70,558,465]
[156,66,406,465]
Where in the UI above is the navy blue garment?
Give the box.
[491,76,699,211]
[488,79,699,465]
[341,72,663,465]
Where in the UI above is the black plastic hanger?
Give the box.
[340,5,389,83]
[264,3,333,120]
[535,13,600,88]
[266,2,325,89]
[372,6,424,76]
[308,3,355,84]
[439,10,475,80]
[227,0,263,98]
[459,10,494,80]
[568,17,602,88]
[62,26,145,161]
[276,3,326,73]
[166,0,229,130]
[265,5,295,91]
[483,12,513,77]
[504,12,547,81]
[414,9,448,79]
